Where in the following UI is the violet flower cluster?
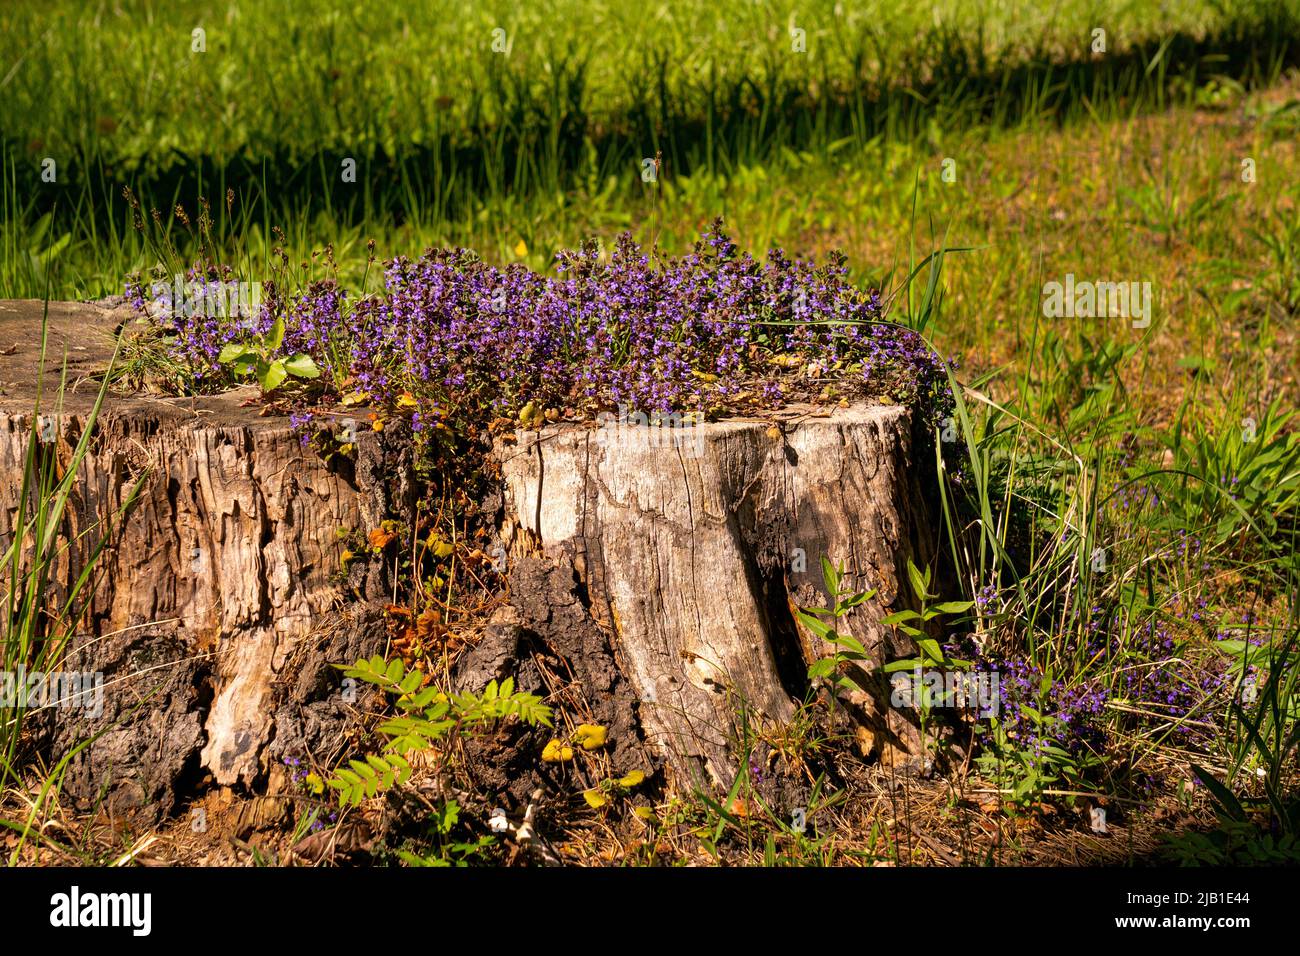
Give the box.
[130,223,954,431]
[952,592,1233,768]
[127,264,277,382]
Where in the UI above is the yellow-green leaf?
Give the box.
[542,740,574,763]
[574,723,607,750]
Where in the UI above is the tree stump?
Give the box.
[496,403,935,788]
[0,300,935,818]
[0,300,391,820]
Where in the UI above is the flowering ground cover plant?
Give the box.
[126,222,953,439]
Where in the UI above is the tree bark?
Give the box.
[0,300,388,820]
[496,403,935,788]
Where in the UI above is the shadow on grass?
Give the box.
[7,4,1300,240]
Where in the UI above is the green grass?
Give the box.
[3,0,1300,298]
[0,294,147,863]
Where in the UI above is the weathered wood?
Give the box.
[497,403,934,788]
[0,300,386,817]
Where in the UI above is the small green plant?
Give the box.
[1190,630,1300,843]
[322,656,551,807]
[314,656,552,866]
[1249,202,1300,317]
[1163,818,1300,865]
[803,557,972,695]
[395,799,497,867]
[879,559,975,673]
[801,557,974,768]
[801,557,877,694]
[1121,171,1236,247]
[2,300,144,793]
[582,769,647,810]
[691,762,849,866]
[974,709,1102,808]
[217,314,320,394]
[1151,394,1300,566]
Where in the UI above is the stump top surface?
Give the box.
[0,299,909,431]
[0,299,120,399]
[0,299,272,426]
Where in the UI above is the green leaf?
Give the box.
[218,343,249,364]
[820,557,840,598]
[389,753,412,784]
[916,638,945,663]
[266,314,285,351]
[1190,764,1247,822]
[808,658,838,679]
[367,755,395,789]
[841,589,877,608]
[283,353,320,378]
[260,359,288,392]
[906,560,931,602]
[796,609,835,642]
[828,632,867,656]
[881,610,922,626]
[405,686,439,709]
[931,600,975,615]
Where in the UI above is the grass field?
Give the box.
[4,0,1300,297]
[2,0,1299,866]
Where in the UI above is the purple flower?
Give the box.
[131,223,953,436]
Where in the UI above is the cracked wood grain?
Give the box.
[498,403,935,787]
